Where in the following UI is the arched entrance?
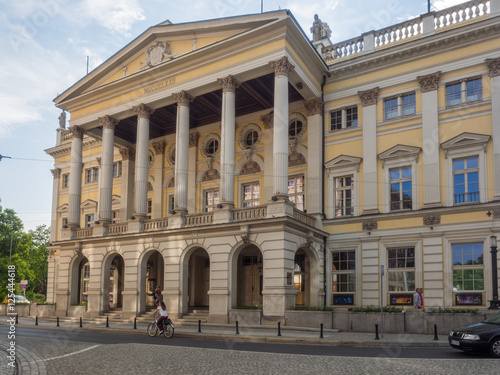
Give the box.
[294,249,310,307]
[139,250,164,313]
[236,245,263,307]
[101,253,125,312]
[70,255,89,304]
[187,248,210,309]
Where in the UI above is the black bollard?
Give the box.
[320,323,324,339]
[277,321,282,337]
[134,317,137,330]
[106,316,109,328]
[15,314,18,324]
[57,316,60,327]
[375,324,379,340]
[236,320,240,335]
[35,316,38,326]
[433,324,439,341]
[198,319,202,333]
[80,317,83,328]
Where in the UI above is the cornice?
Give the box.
[45,138,99,158]
[328,20,500,81]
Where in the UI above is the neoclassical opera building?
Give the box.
[46,0,500,321]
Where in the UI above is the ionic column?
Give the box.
[152,141,165,218]
[50,168,61,242]
[261,113,274,203]
[133,104,154,217]
[487,58,500,200]
[187,133,199,213]
[173,91,193,212]
[218,75,239,205]
[269,57,294,196]
[358,88,379,214]
[68,125,85,226]
[417,72,441,207]
[97,115,118,222]
[304,98,323,216]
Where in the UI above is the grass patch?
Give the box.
[427,307,479,314]
[353,306,404,313]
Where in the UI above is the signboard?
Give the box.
[455,293,483,306]
[332,294,354,305]
[390,293,413,306]
[21,280,28,285]
[22,284,26,290]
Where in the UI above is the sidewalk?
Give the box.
[4,316,449,348]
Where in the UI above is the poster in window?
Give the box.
[390,293,413,306]
[333,294,354,305]
[455,293,482,306]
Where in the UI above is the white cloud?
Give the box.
[80,0,146,35]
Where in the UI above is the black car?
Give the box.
[449,312,500,357]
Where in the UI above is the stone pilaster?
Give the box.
[50,168,61,242]
[68,125,84,226]
[487,58,500,200]
[304,98,323,217]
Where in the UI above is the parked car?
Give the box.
[449,312,500,358]
[2,295,30,305]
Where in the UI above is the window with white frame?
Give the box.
[204,189,220,212]
[453,156,479,204]
[330,106,358,131]
[332,251,356,293]
[288,176,305,211]
[243,183,260,207]
[452,243,484,292]
[388,247,415,292]
[335,176,353,216]
[85,167,99,184]
[112,210,120,224]
[384,93,416,120]
[113,162,122,178]
[446,77,482,107]
[390,167,412,211]
[85,214,95,227]
[147,199,152,219]
[62,173,69,189]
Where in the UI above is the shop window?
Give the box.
[388,247,415,292]
[452,243,484,292]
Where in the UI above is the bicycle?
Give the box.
[147,316,174,338]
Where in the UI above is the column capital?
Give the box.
[173,91,194,107]
[69,125,85,139]
[189,132,199,147]
[486,57,500,78]
[303,98,323,116]
[98,115,119,130]
[152,141,166,155]
[358,87,379,106]
[417,71,441,93]
[133,103,154,119]
[269,56,295,77]
[51,168,61,179]
[261,112,274,129]
[119,147,135,161]
[217,75,239,93]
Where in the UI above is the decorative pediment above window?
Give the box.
[325,155,362,172]
[56,203,69,213]
[80,199,98,211]
[378,144,420,168]
[441,132,490,158]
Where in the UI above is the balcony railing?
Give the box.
[185,212,214,227]
[324,0,490,62]
[454,192,480,204]
[108,222,128,235]
[144,218,169,232]
[293,209,317,227]
[232,206,267,222]
[75,227,93,239]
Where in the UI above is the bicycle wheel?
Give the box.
[163,323,174,338]
[147,322,158,337]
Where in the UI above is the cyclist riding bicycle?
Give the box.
[152,301,169,334]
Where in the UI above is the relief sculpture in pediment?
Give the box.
[139,41,177,70]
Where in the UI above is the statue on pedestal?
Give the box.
[58,110,66,129]
[311,14,332,42]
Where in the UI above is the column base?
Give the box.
[128,216,145,234]
[92,222,109,237]
[61,226,78,241]
[266,196,294,218]
[168,210,187,229]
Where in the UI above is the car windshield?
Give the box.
[484,312,500,324]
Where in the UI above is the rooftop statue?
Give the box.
[58,110,66,129]
[311,14,331,42]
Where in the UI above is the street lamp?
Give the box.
[489,235,500,309]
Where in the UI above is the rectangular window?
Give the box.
[113,162,122,178]
[346,107,358,127]
[147,199,152,216]
[288,176,305,211]
[93,168,99,182]
[388,247,415,292]
[243,183,260,207]
[466,78,482,102]
[335,176,353,216]
[86,169,93,184]
[204,189,220,212]
[112,210,119,224]
[168,195,175,213]
[390,167,412,211]
[330,110,342,130]
[384,97,398,120]
[85,167,99,183]
[85,214,95,227]
[332,251,356,293]
[453,156,479,204]
[62,174,69,189]
[402,93,416,116]
[61,217,68,228]
[446,82,461,106]
[452,243,484,291]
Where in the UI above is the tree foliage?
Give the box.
[0,201,50,301]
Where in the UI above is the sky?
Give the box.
[0,0,468,231]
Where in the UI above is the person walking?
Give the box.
[414,287,423,309]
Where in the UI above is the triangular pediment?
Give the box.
[441,132,491,150]
[56,203,68,213]
[81,199,98,210]
[54,11,291,105]
[325,155,362,169]
[378,144,421,161]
